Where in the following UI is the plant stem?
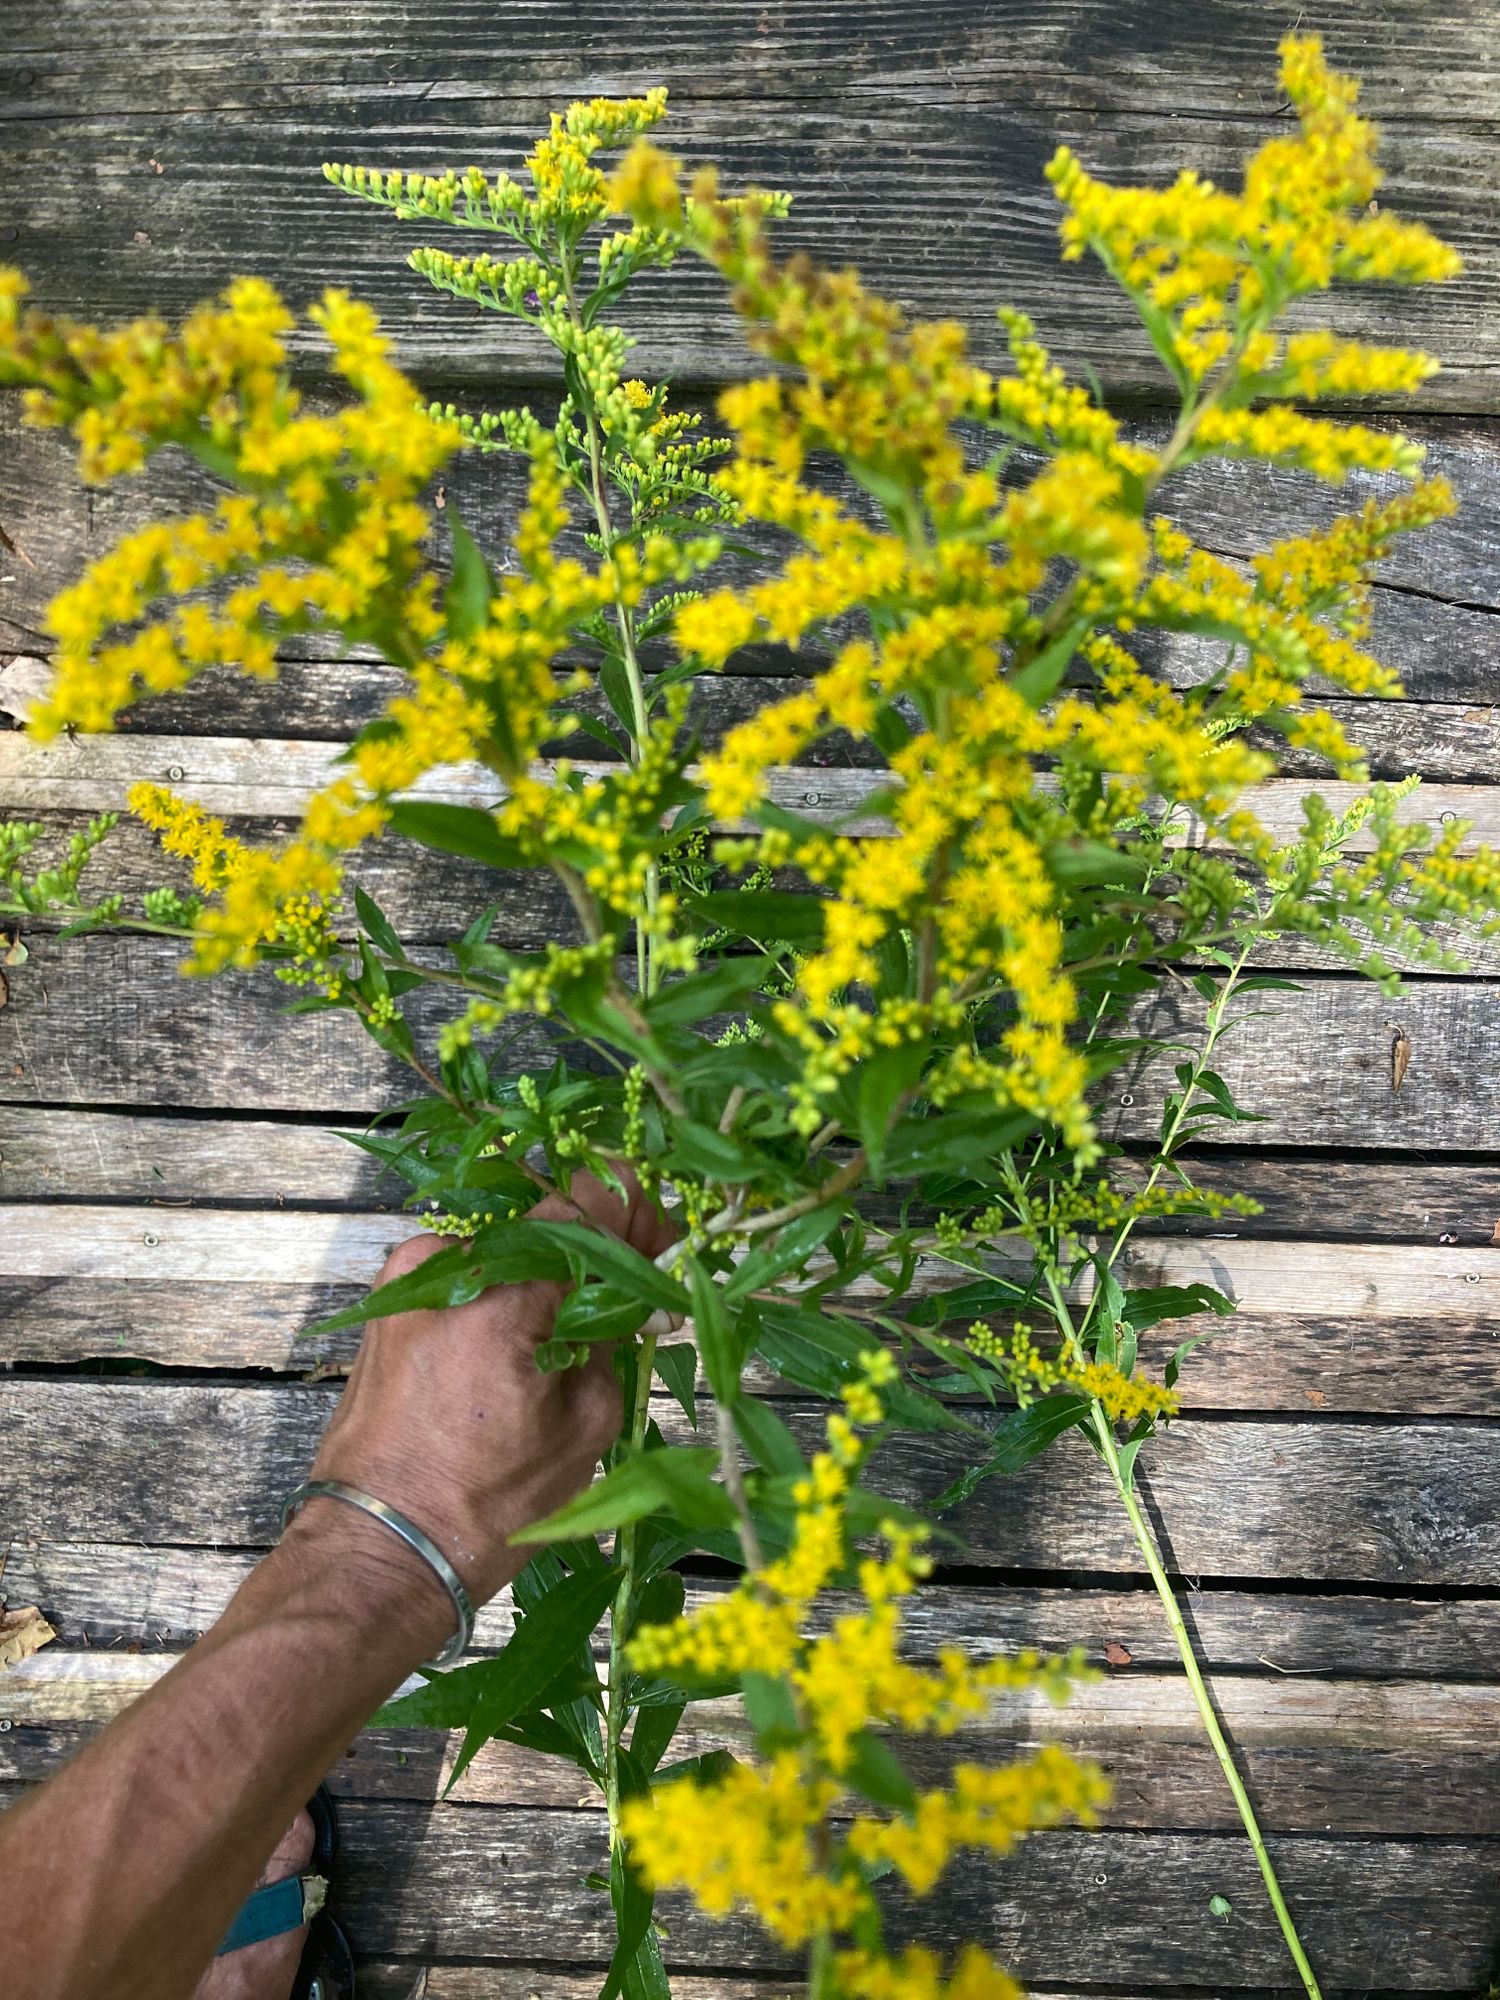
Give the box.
[604,1324,659,1849]
[562,264,661,999]
[1036,1253,1322,2000]
[1088,1398,1325,2000]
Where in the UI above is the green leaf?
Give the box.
[732,1397,806,1478]
[599,655,639,737]
[725,1208,844,1302]
[302,1219,577,1336]
[375,1561,624,1791]
[445,511,494,639]
[756,1302,959,1434]
[525,1220,690,1319]
[663,1119,763,1183]
[514,1447,736,1543]
[883,1109,1036,1177]
[842,1729,917,1812]
[687,889,828,947]
[601,1821,663,2000]
[1011,615,1089,705]
[551,1283,653,1347]
[644,956,770,1027]
[688,1259,747,1403]
[742,1670,800,1749]
[653,1341,699,1425]
[352,885,405,959]
[931,1393,1091,1513]
[387,799,528,871]
[1121,1282,1236,1333]
[907,1276,1031,1329]
[1046,838,1150,890]
[857,1040,926,1182]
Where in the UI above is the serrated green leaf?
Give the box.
[732,1397,806,1478]
[652,1341,699,1425]
[445,512,495,640]
[387,799,528,870]
[687,888,827,947]
[514,1446,736,1542]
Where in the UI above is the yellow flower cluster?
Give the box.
[838,1944,1023,2000]
[967,1323,1180,1427]
[845,1747,1108,1895]
[1047,35,1459,388]
[326,90,670,240]
[0,274,458,742]
[617,38,1462,1155]
[622,1353,1105,1963]
[129,782,344,983]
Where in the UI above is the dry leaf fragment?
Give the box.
[1390,1024,1411,1092]
[0,967,9,1010]
[1103,1640,1133,1667]
[0,519,35,567]
[0,1603,56,1668]
[1490,1220,1500,1247]
[0,655,54,724]
[1303,1388,1326,1407]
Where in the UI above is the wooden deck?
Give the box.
[4,5,1500,1994]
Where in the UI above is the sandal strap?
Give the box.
[216,1872,328,1956]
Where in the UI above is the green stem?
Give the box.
[1089,1399,1325,2000]
[1038,1251,1321,2000]
[604,1325,659,1849]
[561,263,660,998]
[807,1925,836,2000]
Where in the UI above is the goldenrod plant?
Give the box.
[1,43,1493,1999]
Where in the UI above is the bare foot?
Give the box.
[191,1810,314,2000]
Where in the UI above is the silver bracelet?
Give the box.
[280,1478,475,1670]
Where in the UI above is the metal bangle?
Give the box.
[279,1478,475,1670]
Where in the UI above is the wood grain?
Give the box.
[8,1646,1500,1837]
[3,1206,1498,1416]
[6,402,1500,690]
[11,1108,1500,1242]
[10,1540,1498,1677]
[5,936,1500,1154]
[4,94,1499,406]
[2,1783,1490,1988]
[8,1,1500,120]
[3,1381,1495,1585]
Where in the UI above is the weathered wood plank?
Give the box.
[4,98,1498,407]
[8,2,1500,121]
[6,391,1500,655]
[3,1208,1497,1415]
[3,1382,1496,1585]
[4,937,1499,1154]
[2,1786,1489,1989]
[347,1979,1318,2000]
[10,1269,1500,1413]
[11,1541,1497,1678]
[0,1109,390,1203]
[15,719,1500,825]
[10,1109,1500,1246]
[8,1646,1500,1837]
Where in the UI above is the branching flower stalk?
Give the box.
[7,43,1500,1999]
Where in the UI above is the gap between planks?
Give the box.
[6,731,1500,852]
[8,1648,1500,1839]
[4,1380,1497,1585]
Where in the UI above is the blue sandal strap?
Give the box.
[215,1872,327,1956]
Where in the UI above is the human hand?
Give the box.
[288,1171,675,1631]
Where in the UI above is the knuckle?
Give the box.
[378,1231,450,1283]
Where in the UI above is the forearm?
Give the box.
[0,1500,452,2000]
